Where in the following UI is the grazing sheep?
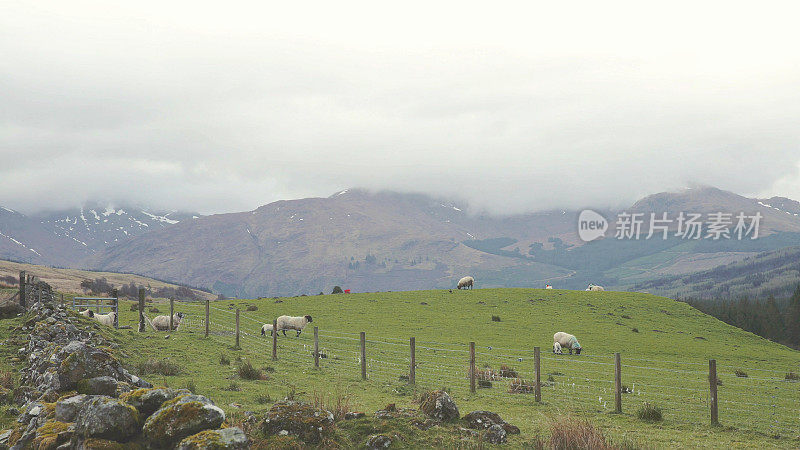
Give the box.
[277,315,313,337]
[457,276,474,290]
[586,284,605,291]
[260,323,274,336]
[92,311,117,327]
[79,309,116,327]
[152,312,184,331]
[553,332,582,355]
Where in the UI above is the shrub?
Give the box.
[312,391,353,421]
[547,375,556,383]
[224,381,242,391]
[478,379,492,388]
[786,371,800,381]
[734,369,748,378]
[332,286,343,294]
[636,402,663,422]
[148,307,160,313]
[246,305,258,311]
[621,315,632,319]
[237,360,265,380]
[631,328,639,333]
[498,364,518,378]
[184,379,197,394]
[491,315,501,322]
[0,371,14,389]
[219,354,230,365]
[548,417,613,449]
[508,378,535,394]
[255,393,272,404]
[135,358,182,376]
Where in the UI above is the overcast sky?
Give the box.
[2,1,800,215]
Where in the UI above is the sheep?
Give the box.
[553,332,582,355]
[586,284,605,291]
[276,315,313,337]
[260,323,274,337]
[152,312,184,331]
[79,309,116,327]
[457,276,474,290]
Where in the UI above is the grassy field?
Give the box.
[89,288,799,448]
[4,288,799,447]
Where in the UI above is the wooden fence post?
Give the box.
[95,298,100,313]
[19,271,25,308]
[60,293,64,308]
[469,342,476,393]
[272,319,278,360]
[138,288,145,332]
[205,300,210,338]
[314,326,319,368]
[709,359,719,426]
[111,289,118,329]
[360,332,367,380]
[169,298,175,331]
[614,353,622,413]
[409,337,416,384]
[534,346,541,403]
[235,309,240,349]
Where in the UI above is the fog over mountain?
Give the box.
[2,1,800,216]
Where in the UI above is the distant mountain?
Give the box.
[89,186,800,298]
[631,246,800,300]
[0,203,197,266]
[32,204,199,252]
[0,206,90,266]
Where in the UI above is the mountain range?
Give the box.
[2,187,800,298]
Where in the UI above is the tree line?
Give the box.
[80,278,203,301]
[682,285,800,350]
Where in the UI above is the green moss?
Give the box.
[32,420,72,450]
[82,438,134,450]
[144,401,206,442]
[176,430,224,449]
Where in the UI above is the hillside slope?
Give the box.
[0,259,216,301]
[88,187,800,297]
[111,288,800,447]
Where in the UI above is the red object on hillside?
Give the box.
[344,289,351,294]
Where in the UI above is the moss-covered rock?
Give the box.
[32,420,73,450]
[142,395,225,447]
[176,427,249,449]
[121,388,189,419]
[260,400,334,444]
[419,390,459,422]
[74,396,140,441]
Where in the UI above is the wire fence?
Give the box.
[171,301,800,438]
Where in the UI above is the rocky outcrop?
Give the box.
[260,400,335,444]
[419,390,459,422]
[0,296,247,449]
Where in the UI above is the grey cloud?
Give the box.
[2,1,800,215]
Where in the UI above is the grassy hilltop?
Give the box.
[11,288,800,447]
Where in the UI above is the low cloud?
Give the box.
[2,1,799,215]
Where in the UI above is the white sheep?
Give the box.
[260,323,274,337]
[276,315,313,337]
[586,284,605,291]
[151,312,184,331]
[553,332,582,355]
[79,309,116,327]
[457,276,474,290]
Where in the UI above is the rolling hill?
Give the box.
[89,187,800,298]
